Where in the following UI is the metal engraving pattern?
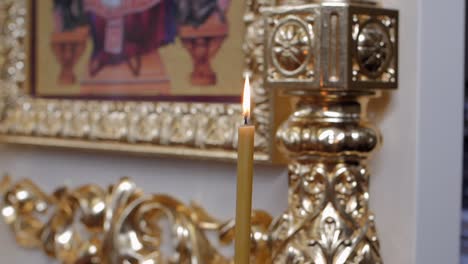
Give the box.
[271,97,382,264]
[264,6,318,85]
[351,12,398,85]
[271,16,311,75]
[0,0,272,159]
[356,20,392,77]
[264,4,398,90]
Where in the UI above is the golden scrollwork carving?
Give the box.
[0,176,274,264]
[0,0,274,161]
[243,0,276,152]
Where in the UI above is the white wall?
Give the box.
[371,0,465,263]
[414,0,464,263]
[0,0,464,263]
[369,0,419,262]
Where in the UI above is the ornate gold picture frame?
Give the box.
[0,0,284,163]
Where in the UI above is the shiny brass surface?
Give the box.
[262,0,397,263]
[272,95,383,263]
[0,176,273,264]
[0,0,277,162]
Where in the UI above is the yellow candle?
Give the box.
[235,76,255,264]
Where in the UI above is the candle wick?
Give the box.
[244,115,248,125]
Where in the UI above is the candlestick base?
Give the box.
[270,94,382,263]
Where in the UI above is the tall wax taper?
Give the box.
[234,76,255,264]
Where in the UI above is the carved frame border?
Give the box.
[0,0,276,162]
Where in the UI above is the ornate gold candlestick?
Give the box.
[263,0,398,263]
[271,93,383,263]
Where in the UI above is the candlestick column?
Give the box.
[272,92,383,263]
[262,1,398,263]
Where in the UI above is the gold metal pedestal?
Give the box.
[271,92,382,263]
[262,0,398,262]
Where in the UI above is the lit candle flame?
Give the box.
[242,75,251,124]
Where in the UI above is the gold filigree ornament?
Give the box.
[0,176,274,264]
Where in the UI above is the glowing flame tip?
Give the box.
[242,75,251,123]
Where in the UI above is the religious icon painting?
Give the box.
[0,0,281,163]
[30,0,243,102]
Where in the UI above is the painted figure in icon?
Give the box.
[51,0,232,92]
